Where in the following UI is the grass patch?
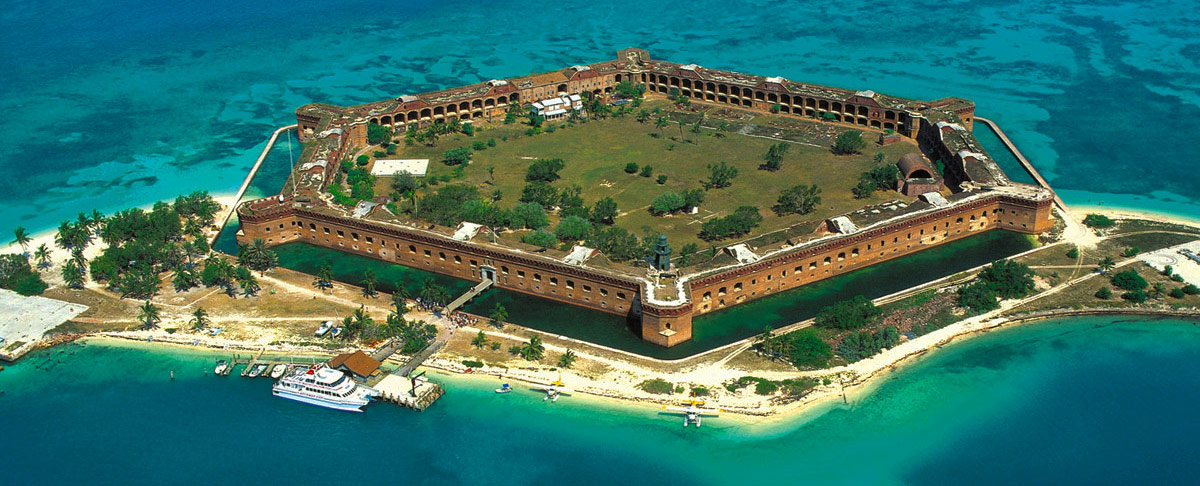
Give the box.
[462,359,484,368]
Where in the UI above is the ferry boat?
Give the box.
[272,364,375,412]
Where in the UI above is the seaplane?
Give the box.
[533,376,573,402]
[662,400,720,427]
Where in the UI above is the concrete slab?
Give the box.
[0,289,88,360]
[1139,240,1200,286]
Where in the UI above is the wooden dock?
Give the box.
[396,340,446,378]
[372,373,445,411]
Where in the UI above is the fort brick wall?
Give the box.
[238,208,642,319]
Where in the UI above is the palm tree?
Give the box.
[1098,256,1116,274]
[489,303,508,327]
[655,116,669,136]
[190,307,209,329]
[361,268,378,298]
[33,244,51,269]
[61,261,85,289]
[236,266,260,297]
[12,227,31,254]
[137,301,161,330]
[471,330,488,349]
[172,266,196,292]
[391,285,409,317]
[520,335,544,361]
[242,238,277,273]
[343,305,373,341]
[558,349,576,368]
[54,221,73,250]
[314,261,334,292]
[716,121,730,139]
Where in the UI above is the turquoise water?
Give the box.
[3,316,1199,484]
[5,0,1200,235]
[269,230,1033,359]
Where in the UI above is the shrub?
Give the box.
[487,138,497,147]
[1095,286,1112,299]
[691,386,709,397]
[650,192,687,216]
[639,165,653,177]
[1183,284,1200,295]
[461,360,484,368]
[1082,214,1115,228]
[472,141,487,151]
[526,158,565,182]
[638,378,674,395]
[373,150,386,158]
[1110,269,1147,291]
[832,130,867,155]
[815,296,882,330]
[1121,290,1147,303]
[356,154,370,166]
[520,230,557,249]
[656,174,668,185]
[699,206,762,241]
[1122,247,1140,257]
[1066,247,1079,259]
[443,147,472,166]
[624,162,639,174]
[1170,287,1186,299]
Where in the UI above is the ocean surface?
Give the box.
[5,1,1200,484]
[4,0,1200,233]
[3,316,1199,485]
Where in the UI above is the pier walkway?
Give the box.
[975,117,1066,211]
[211,124,297,245]
[444,279,493,314]
[369,338,405,362]
[396,340,446,378]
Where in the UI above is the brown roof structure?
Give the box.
[328,350,381,379]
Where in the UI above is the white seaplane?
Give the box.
[662,400,720,427]
[534,376,573,402]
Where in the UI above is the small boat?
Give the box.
[270,364,287,379]
[330,327,342,338]
[247,363,268,378]
[314,320,333,337]
[495,383,512,394]
[214,360,229,375]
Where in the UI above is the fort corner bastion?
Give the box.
[236,48,1054,349]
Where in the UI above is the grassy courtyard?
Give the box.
[366,101,921,251]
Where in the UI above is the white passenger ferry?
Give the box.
[272,364,375,412]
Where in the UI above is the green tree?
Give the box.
[12,227,31,253]
[558,349,577,368]
[190,307,209,330]
[1066,246,1080,259]
[590,197,619,225]
[520,335,545,361]
[1098,256,1117,274]
[1110,269,1147,291]
[624,162,639,174]
[1082,214,1115,229]
[526,158,566,182]
[137,300,161,330]
[61,261,85,289]
[832,130,867,155]
[33,243,51,269]
[361,268,379,298]
[443,147,472,166]
[814,296,882,330]
[761,142,790,171]
[471,330,489,349]
[314,261,334,292]
[773,184,822,216]
[650,192,687,216]
[639,165,654,177]
[655,116,669,135]
[366,123,392,145]
[512,202,550,229]
[520,230,558,249]
[238,238,278,273]
[704,161,739,189]
[554,216,592,242]
[489,303,508,327]
[1095,286,1112,299]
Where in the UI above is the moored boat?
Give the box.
[247,363,268,378]
[214,360,229,375]
[272,364,374,412]
[269,364,287,379]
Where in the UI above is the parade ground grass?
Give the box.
[373,100,920,248]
